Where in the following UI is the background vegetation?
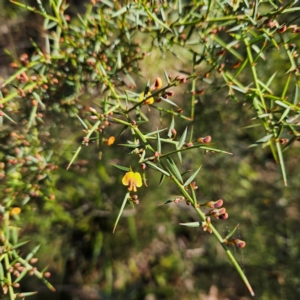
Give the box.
[0,0,300,299]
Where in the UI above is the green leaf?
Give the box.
[25,245,40,261]
[145,161,170,176]
[67,120,101,170]
[14,292,38,297]
[248,134,273,147]
[111,164,130,172]
[224,224,239,240]
[0,111,16,124]
[67,146,82,170]
[276,141,287,186]
[275,100,290,109]
[282,73,291,99]
[158,173,165,186]
[143,5,172,32]
[177,151,182,164]
[266,72,277,88]
[167,157,183,183]
[164,70,170,84]
[145,128,167,137]
[158,200,173,205]
[168,116,175,138]
[111,5,129,17]
[0,259,4,283]
[184,166,202,187]
[76,114,88,130]
[32,92,45,108]
[278,107,291,123]
[179,222,200,227]
[113,192,130,233]
[119,143,140,148]
[177,127,187,150]
[160,97,178,107]
[157,130,161,154]
[10,240,29,251]
[293,84,299,106]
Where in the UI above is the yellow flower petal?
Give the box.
[140,91,154,105]
[122,170,143,191]
[133,172,142,187]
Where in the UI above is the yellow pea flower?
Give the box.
[122,169,142,192]
[10,207,21,216]
[140,91,154,105]
[107,136,115,146]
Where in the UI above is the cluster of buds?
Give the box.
[88,107,113,133]
[202,217,212,234]
[207,207,228,220]
[174,75,186,85]
[161,90,175,100]
[204,199,228,220]
[130,194,139,205]
[83,137,89,146]
[190,181,198,190]
[224,238,246,248]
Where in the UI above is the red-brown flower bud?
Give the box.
[197,136,211,143]
[232,238,246,248]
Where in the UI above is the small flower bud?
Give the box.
[171,128,177,139]
[232,61,242,69]
[106,136,115,146]
[208,207,227,219]
[219,212,228,220]
[30,258,38,264]
[213,199,223,208]
[10,62,19,68]
[174,197,181,204]
[279,138,289,145]
[180,77,186,84]
[20,53,29,64]
[185,142,194,147]
[89,107,97,113]
[190,181,198,190]
[216,49,226,56]
[232,238,246,248]
[197,136,211,143]
[44,272,51,278]
[166,91,174,97]
[154,77,162,89]
[278,25,287,33]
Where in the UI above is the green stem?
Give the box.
[171,175,255,296]
[4,213,15,300]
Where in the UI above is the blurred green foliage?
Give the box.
[0,0,300,299]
